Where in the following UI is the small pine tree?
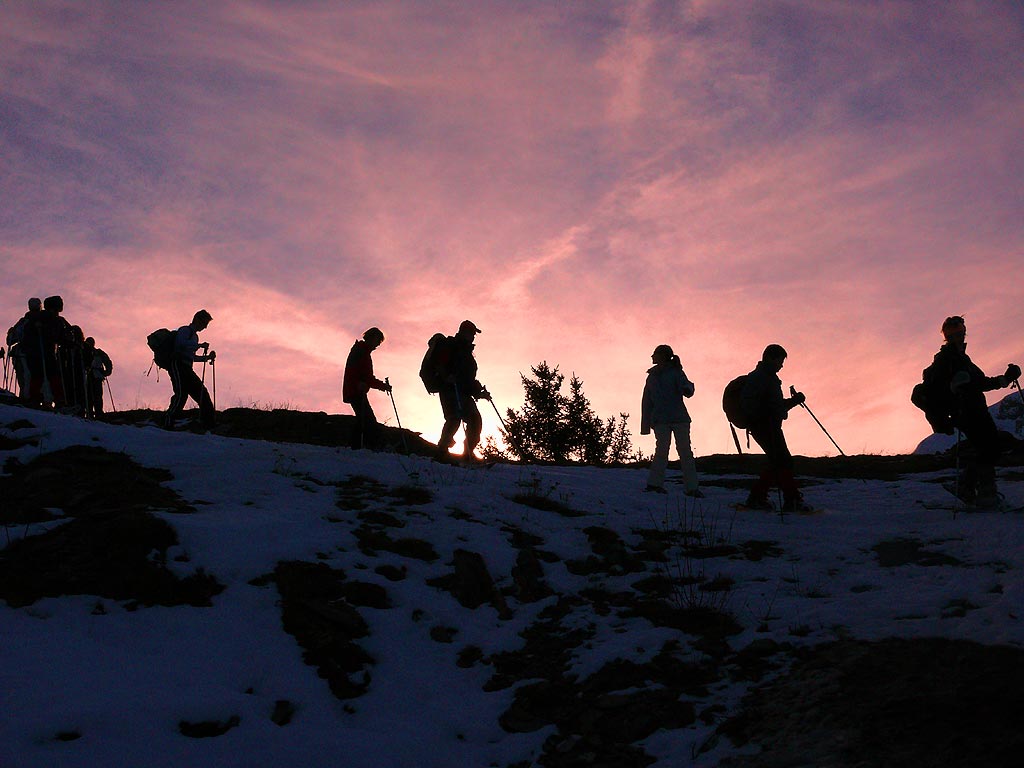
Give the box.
[498,362,633,465]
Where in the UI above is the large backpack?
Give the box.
[6,317,27,347]
[911,362,956,434]
[147,328,177,370]
[419,333,452,394]
[722,374,750,429]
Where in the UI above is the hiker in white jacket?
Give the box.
[641,344,701,496]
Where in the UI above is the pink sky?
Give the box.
[3,0,1023,457]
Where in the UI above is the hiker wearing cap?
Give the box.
[165,310,216,431]
[929,316,1020,507]
[83,336,113,418]
[740,344,809,512]
[436,320,490,462]
[641,344,701,496]
[342,327,392,450]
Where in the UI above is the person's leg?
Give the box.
[165,361,189,427]
[181,368,215,429]
[746,428,774,506]
[647,423,671,489]
[462,399,482,458]
[437,387,461,459]
[961,412,1001,505]
[350,395,378,449]
[673,422,699,493]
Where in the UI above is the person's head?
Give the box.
[43,295,64,313]
[28,297,42,312]
[363,327,385,348]
[85,336,96,350]
[457,319,481,340]
[192,309,213,331]
[651,344,674,365]
[942,315,967,348]
[71,325,84,344]
[762,344,788,372]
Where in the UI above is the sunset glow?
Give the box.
[3,1,1022,456]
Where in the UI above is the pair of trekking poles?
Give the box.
[200,350,217,411]
[383,378,520,458]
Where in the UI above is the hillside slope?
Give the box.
[2,405,1024,767]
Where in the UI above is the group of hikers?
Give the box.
[4,296,113,419]
[3,299,1021,510]
[344,315,1022,511]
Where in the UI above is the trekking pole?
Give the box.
[790,385,846,456]
[211,356,217,411]
[728,422,743,454]
[384,378,409,453]
[105,377,117,412]
[485,393,526,460]
[1013,378,1024,407]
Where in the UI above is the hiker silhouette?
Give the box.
[432,320,490,463]
[640,344,701,496]
[164,310,216,431]
[342,327,392,450]
[923,316,1021,507]
[739,344,809,512]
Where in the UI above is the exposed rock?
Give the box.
[0,512,222,608]
[718,638,1024,767]
[0,444,193,524]
[271,561,380,700]
[179,716,241,738]
[428,549,512,618]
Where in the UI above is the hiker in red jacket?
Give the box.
[342,327,391,450]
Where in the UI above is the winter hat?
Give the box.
[363,327,384,343]
[28,297,41,311]
[43,295,64,312]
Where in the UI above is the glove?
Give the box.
[790,391,806,406]
[1005,363,1021,382]
[383,382,393,393]
[209,350,216,362]
[479,387,492,401]
[201,342,210,351]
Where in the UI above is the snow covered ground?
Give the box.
[2,403,1023,767]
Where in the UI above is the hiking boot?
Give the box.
[782,497,815,513]
[644,484,668,494]
[975,490,1004,510]
[743,494,773,510]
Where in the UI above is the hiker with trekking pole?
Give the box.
[83,336,113,419]
[727,344,812,512]
[420,320,489,464]
[911,316,1020,509]
[342,327,392,450]
[159,309,216,431]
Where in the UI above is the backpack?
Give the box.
[147,328,177,369]
[722,374,750,429]
[911,362,956,434]
[6,317,27,347]
[419,333,452,393]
